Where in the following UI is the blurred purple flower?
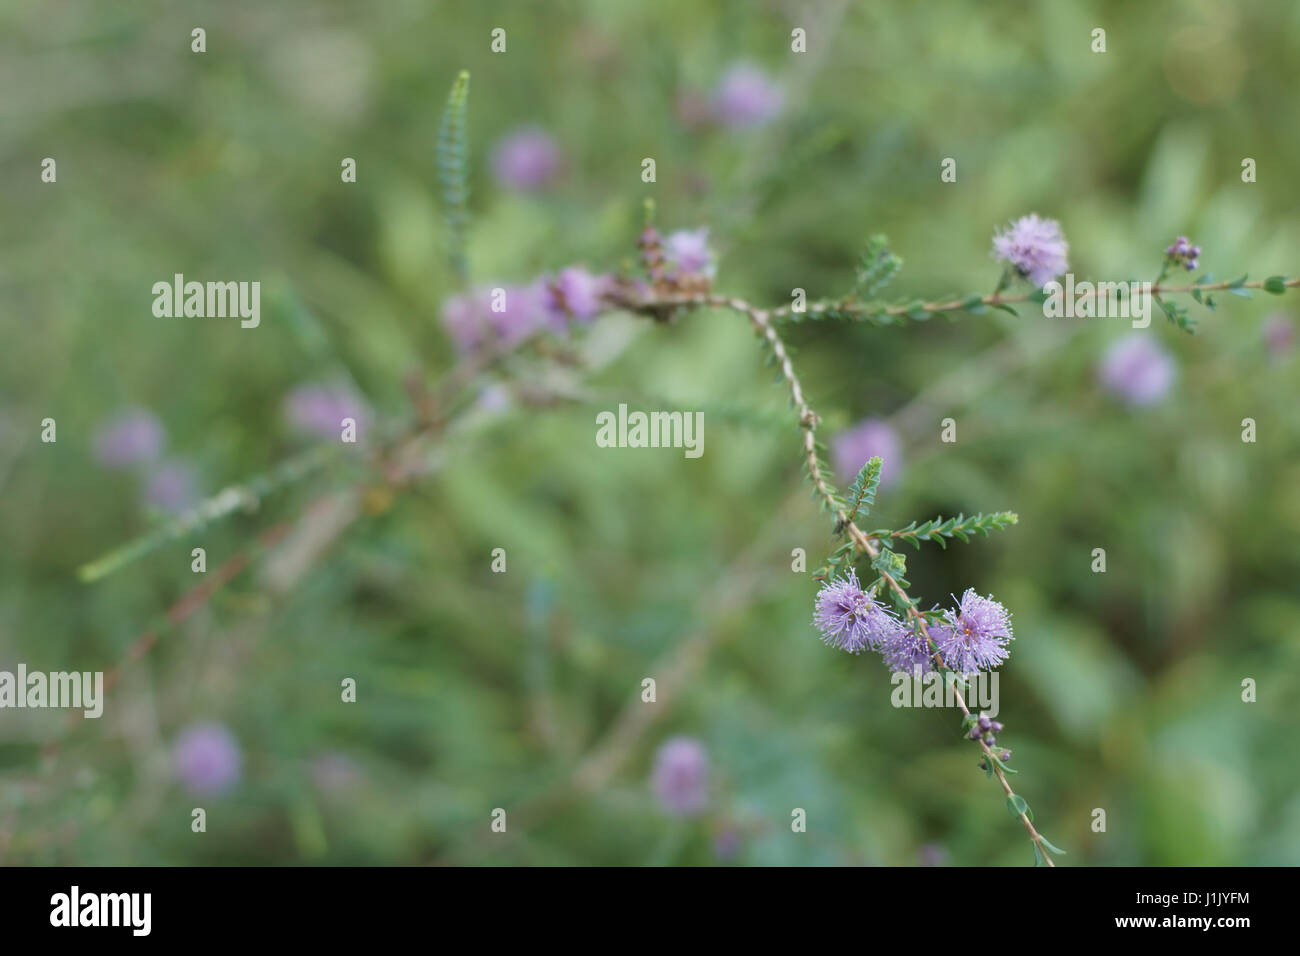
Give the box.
[144,460,199,514]
[310,752,361,793]
[547,267,608,324]
[173,722,242,796]
[492,280,551,344]
[1263,313,1295,359]
[652,736,709,816]
[664,228,715,279]
[832,417,902,487]
[992,214,1069,288]
[441,288,494,353]
[813,568,903,654]
[284,383,369,440]
[93,408,164,469]
[476,384,512,414]
[1098,334,1176,407]
[713,826,742,860]
[918,842,949,867]
[934,589,1014,674]
[491,127,561,191]
[713,63,784,128]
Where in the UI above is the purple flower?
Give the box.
[651,736,709,816]
[712,63,784,128]
[713,826,742,860]
[832,418,903,487]
[172,722,242,796]
[547,267,608,324]
[663,228,715,279]
[284,383,369,440]
[934,589,1014,674]
[1098,334,1177,407]
[991,214,1069,288]
[880,622,936,676]
[1164,235,1201,272]
[310,752,361,793]
[442,283,554,353]
[918,842,949,867]
[491,127,561,191]
[93,409,164,469]
[813,568,903,654]
[491,280,551,344]
[144,460,199,514]
[441,288,494,353]
[1263,313,1295,360]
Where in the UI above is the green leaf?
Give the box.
[843,457,882,526]
[992,303,1019,316]
[853,235,903,299]
[1033,843,1047,866]
[1264,276,1288,295]
[987,749,1017,774]
[436,70,472,287]
[1038,835,1067,856]
[1006,794,1032,821]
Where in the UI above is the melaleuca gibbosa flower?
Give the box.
[651,736,709,816]
[144,460,200,515]
[1263,313,1295,360]
[832,418,903,487]
[546,267,609,325]
[1164,235,1201,271]
[813,569,902,654]
[664,228,716,280]
[880,622,937,676]
[93,408,164,469]
[284,383,369,439]
[1098,333,1176,407]
[172,722,242,796]
[712,62,783,129]
[935,589,1014,673]
[490,126,561,191]
[992,214,1069,288]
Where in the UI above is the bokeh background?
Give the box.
[2,0,1298,865]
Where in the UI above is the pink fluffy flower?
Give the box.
[992,214,1069,288]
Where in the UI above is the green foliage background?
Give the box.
[1,0,1297,865]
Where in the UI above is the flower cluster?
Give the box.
[637,225,716,293]
[969,713,1012,768]
[283,383,370,440]
[814,574,1015,676]
[1164,235,1201,271]
[440,266,612,354]
[92,408,200,514]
